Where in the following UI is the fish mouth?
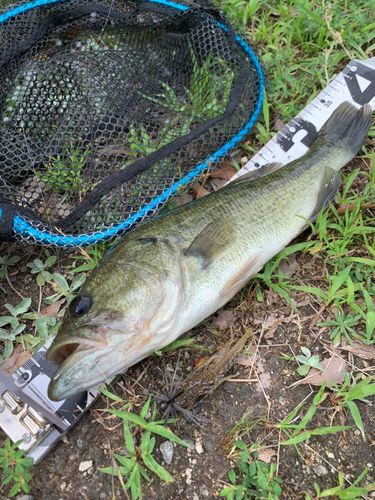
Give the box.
[46,335,110,401]
[46,335,105,366]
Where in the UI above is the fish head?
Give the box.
[46,237,183,400]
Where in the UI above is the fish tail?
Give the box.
[315,102,372,161]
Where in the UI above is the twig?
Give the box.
[337,202,375,214]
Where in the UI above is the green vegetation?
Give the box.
[220,0,374,125]
[26,252,57,286]
[0,438,33,497]
[313,469,375,499]
[295,346,323,376]
[143,53,234,123]
[99,395,187,499]
[40,145,90,197]
[0,254,21,282]
[277,386,350,447]
[220,441,282,499]
[332,375,375,440]
[0,298,31,361]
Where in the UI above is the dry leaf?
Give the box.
[191,182,209,198]
[264,315,284,339]
[237,352,256,366]
[257,371,272,391]
[175,191,194,207]
[274,117,284,131]
[258,448,276,463]
[209,177,227,192]
[278,254,300,277]
[0,345,32,375]
[40,299,65,317]
[341,342,375,360]
[213,309,236,331]
[209,165,237,180]
[297,356,347,387]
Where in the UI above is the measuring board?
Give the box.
[234,57,375,179]
[0,57,374,463]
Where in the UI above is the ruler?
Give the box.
[0,57,374,464]
[234,57,375,179]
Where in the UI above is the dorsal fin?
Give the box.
[229,162,283,185]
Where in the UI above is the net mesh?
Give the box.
[0,0,263,246]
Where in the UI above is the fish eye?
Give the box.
[70,294,92,317]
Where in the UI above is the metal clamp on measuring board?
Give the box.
[0,341,100,463]
[0,57,374,463]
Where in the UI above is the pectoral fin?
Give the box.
[184,219,234,267]
[310,167,341,221]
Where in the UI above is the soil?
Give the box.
[1,224,375,499]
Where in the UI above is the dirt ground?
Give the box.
[1,226,374,499]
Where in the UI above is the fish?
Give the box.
[46,102,372,401]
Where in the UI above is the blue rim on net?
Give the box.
[0,0,264,247]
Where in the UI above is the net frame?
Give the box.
[0,0,264,247]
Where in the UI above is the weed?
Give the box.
[220,441,282,500]
[40,145,90,197]
[318,311,362,345]
[295,347,323,376]
[70,244,108,273]
[0,298,31,360]
[27,251,57,286]
[332,375,375,440]
[44,272,86,304]
[143,53,234,124]
[154,337,210,356]
[254,241,313,305]
[0,254,20,282]
[0,438,33,497]
[100,396,187,499]
[314,469,375,498]
[277,386,350,446]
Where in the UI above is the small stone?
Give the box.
[200,486,210,497]
[186,468,192,485]
[326,451,335,459]
[79,460,93,472]
[76,437,84,449]
[16,496,33,500]
[314,465,328,477]
[159,441,174,465]
[195,438,204,455]
[60,482,66,492]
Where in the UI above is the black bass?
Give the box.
[46,102,372,400]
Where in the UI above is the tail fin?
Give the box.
[316,102,372,155]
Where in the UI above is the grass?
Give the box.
[313,469,375,499]
[99,393,187,500]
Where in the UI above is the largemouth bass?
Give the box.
[46,102,372,401]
